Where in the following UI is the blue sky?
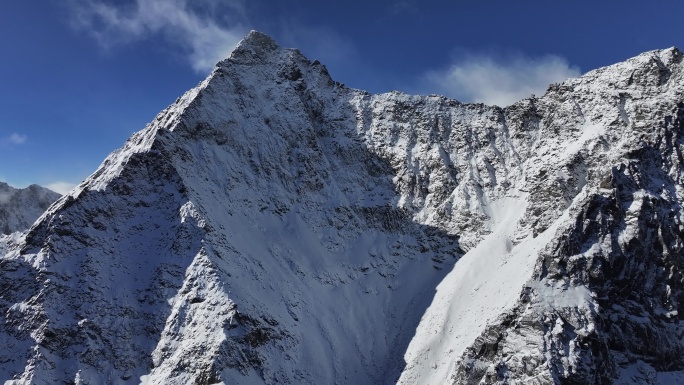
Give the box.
[1,0,683,193]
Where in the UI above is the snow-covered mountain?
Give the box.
[0,182,60,236]
[0,182,60,258]
[1,31,683,384]
[0,182,60,307]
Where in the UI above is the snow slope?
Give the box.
[1,32,684,384]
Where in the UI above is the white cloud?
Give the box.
[70,0,248,72]
[46,182,78,195]
[421,53,581,107]
[4,133,27,145]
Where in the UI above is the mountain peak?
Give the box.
[240,30,278,49]
[4,43,684,384]
[224,30,281,64]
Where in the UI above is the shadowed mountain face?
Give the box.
[0,182,60,235]
[1,31,684,384]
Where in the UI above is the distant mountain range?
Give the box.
[0,181,60,235]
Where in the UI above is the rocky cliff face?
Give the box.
[1,31,683,384]
[399,48,684,385]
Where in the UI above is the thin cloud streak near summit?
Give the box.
[421,53,581,106]
[70,0,248,72]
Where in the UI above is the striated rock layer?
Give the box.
[1,31,684,384]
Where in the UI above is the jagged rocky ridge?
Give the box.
[1,31,683,384]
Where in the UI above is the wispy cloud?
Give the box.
[390,1,417,14]
[7,133,27,145]
[375,1,421,25]
[1,133,27,146]
[46,181,78,195]
[421,53,581,106]
[69,0,248,72]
